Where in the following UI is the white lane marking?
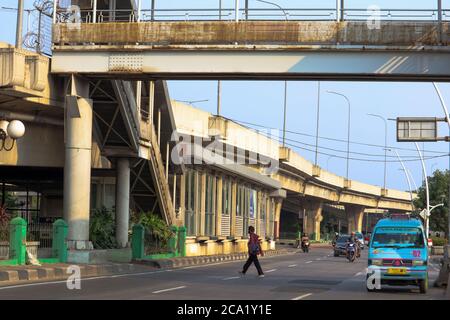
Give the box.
[265,269,277,273]
[292,293,312,300]
[288,264,297,268]
[354,272,363,277]
[305,261,313,264]
[223,276,240,280]
[316,258,321,261]
[0,270,166,290]
[152,286,186,294]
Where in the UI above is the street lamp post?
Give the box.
[387,148,414,206]
[315,82,321,166]
[432,82,450,241]
[327,91,351,180]
[0,119,25,151]
[368,113,388,190]
[415,142,430,237]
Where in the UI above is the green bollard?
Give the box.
[132,224,145,260]
[169,226,179,256]
[52,219,68,263]
[9,217,27,265]
[178,226,186,257]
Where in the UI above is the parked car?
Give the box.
[333,234,350,257]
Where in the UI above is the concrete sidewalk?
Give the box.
[135,248,299,269]
[0,263,157,287]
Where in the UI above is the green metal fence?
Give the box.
[0,217,68,266]
[132,225,186,260]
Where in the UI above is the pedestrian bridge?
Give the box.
[52,19,450,81]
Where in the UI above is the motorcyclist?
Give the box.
[346,232,361,258]
[301,233,310,250]
[332,232,339,247]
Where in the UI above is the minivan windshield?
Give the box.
[371,227,425,248]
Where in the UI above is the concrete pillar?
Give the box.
[179,173,186,225]
[304,201,323,241]
[216,177,223,236]
[230,180,237,236]
[346,205,365,233]
[115,158,130,248]
[64,76,93,250]
[199,172,206,236]
[274,199,283,240]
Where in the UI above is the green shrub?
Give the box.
[90,207,117,249]
[431,236,448,246]
[131,211,174,255]
[0,205,10,242]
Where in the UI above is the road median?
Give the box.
[134,248,297,269]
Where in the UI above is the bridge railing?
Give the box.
[53,7,450,24]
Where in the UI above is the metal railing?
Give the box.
[54,7,450,23]
[27,221,53,249]
[0,223,9,260]
[144,229,173,256]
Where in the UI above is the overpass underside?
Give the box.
[52,21,450,81]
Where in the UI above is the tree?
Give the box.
[413,169,449,237]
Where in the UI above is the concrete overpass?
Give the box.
[171,102,414,241]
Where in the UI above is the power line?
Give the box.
[266,134,449,163]
[230,118,448,155]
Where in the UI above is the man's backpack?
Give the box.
[250,239,260,255]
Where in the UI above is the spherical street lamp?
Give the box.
[0,119,25,151]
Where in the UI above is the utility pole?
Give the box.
[315,82,321,166]
[245,0,249,20]
[438,0,443,43]
[217,81,221,116]
[15,0,24,48]
[282,81,287,146]
[151,0,155,21]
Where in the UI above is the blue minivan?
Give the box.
[367,215,428,293]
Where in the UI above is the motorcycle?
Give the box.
[346,243,357,262]
[301,239,310,253]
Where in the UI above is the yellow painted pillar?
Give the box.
[216,176,223,236]
[255,191,260,235]
[304,201,322,241]
[265,195,270,238]
[230,180,237,236]
[346,205,365,233]
[274,199,282,240]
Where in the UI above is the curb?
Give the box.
[0,263,151,287]
[135,249,296,269]
[447,273,450,299]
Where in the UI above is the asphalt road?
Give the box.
[0,247,445,300]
